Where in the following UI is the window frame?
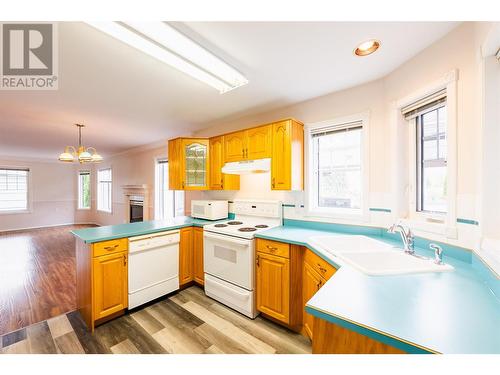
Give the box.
[97,167,113,214]
[305,112,370,221]
[393,69,458,237]
[77,170,91,211]
[154,157,184,220]
[0,166,32,215]
[415,105,448,214]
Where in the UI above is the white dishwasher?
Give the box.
[128,230,180,309]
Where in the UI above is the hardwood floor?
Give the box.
[0,286,312,354]
[0,225,95,336]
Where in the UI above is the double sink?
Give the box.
[308,235,454,276]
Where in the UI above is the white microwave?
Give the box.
[191,200,228,221]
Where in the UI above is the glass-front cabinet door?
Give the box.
[182,139,209,190]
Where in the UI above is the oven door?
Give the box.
[203,231,254,290]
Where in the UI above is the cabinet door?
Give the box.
[179,227,194,286]
[256,252,290,324]
[271,121,292,190]
[93,251,128,320]
[209,136,224,190]
[302,262,324,340]
[193,227,204,285]
[224,131,246,162]
[168,138,182,190]
[182,139,209,190]
[246,125,272,160]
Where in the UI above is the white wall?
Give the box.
[189,22,490,249]
[0,158,79,231]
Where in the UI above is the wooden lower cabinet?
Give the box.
[179,227,194,286]
[312,318,405,354]
[302,261,324,339]
[93,251,128,320]
[256,251,290,323]
[193,227,204,285]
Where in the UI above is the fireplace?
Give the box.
[129,196,144,223]
[122,185,150,224]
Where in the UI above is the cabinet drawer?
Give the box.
[304,249,336,281]
[256,239,290,258]
[93,238,128,258]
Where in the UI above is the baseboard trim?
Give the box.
[0,222,100,233]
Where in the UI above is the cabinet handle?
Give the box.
[182,181,185,189]
[221,178,223,189]
[123,255,127,266]
[104,244,119,250]
[317,279,323,289]
[266,245,278,252]
[317,264,327,273]
[256,254,260,267]
[242,148,245,158]
[245,148,248,158]
[272,177,276,189]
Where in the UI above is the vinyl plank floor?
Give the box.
[0,224,96,335]
[0,286,312,354]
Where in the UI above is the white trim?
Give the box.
[391,69,458,237]
[77,169,92,211]
[96,167,113,213]
[304,111,370,222]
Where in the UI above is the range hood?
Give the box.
[221,158,271,175]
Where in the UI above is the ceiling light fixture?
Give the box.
[58,124,103,163]
[86,21,248,94]
[354,39,380,57]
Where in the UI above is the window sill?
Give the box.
[97,209,113,214]
[77,207,91,211]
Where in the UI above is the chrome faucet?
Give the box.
[387,222,415,255]
[430,243,444,265]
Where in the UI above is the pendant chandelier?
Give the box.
[58,123,103,163]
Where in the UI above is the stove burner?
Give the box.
[214,224,228,228]
[254,225,269,228]
[227,221,243,225]
[238,227,257,232]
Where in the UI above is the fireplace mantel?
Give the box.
[122,184,150,222]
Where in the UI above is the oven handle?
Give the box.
[203,231,251,246]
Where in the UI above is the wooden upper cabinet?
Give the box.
[209,136,240,190]
[246,125,272,160]
[271,119,304,191]
[93,251,128,321]
[224,131,246,162]
[179,227,194,286]
[193,227,204,286]
[256,252,290,324]
[168,138,209,190]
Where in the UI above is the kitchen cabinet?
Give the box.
[75,238,129,332]
[302,249,336,340]
[256,251,290,323]
[168,138,209,190]
[193,227,204,286]
[179,227,194,286]
[271,119,304,191]
[93,251,128,321]
[302,262,324,340]
[223,125,272,163]
[209,136,240,190]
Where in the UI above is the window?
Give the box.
[0,168,29,212]
[97,168,112,213]
[155,159,184,220]
[78,171,91,210]
[307,114,368,218]
[416,106,447,213]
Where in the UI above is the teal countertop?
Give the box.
[71,216,220,243]
[255,220,500,354]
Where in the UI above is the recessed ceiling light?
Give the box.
[86,21,248,94]
[354,39,380,57]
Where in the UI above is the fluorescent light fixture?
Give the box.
[86,21,248,93]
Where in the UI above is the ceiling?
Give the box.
[0,21,459,160]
